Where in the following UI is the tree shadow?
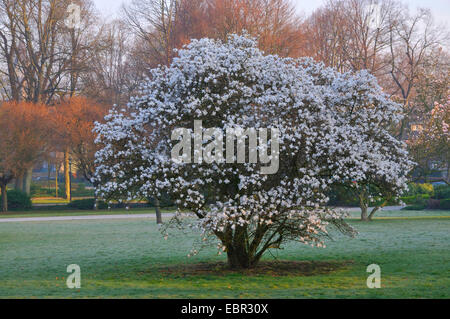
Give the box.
[158,260,354,277]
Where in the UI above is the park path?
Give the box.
[343,206,404,212]
[0,213,176,223]
[0,206,405,223]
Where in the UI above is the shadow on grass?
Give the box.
[156,260,354,278]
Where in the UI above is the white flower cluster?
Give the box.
[94,34,412,250]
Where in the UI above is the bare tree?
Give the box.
[0,101,51,209]
[0,0,102,195]
[386,7,448,138]
[122,0,180,67]
[80,20,139,106]
[302,0,400,74]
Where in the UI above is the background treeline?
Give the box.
[0,0,449,212]
[328,183,450,210]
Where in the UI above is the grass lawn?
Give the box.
[0,208,174,219]
[0,210,449,298]
[32,198,70,205]
[30,197,150,205]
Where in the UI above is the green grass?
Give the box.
[345,209,450,219]
[0,210,449,298]
[0,208,175,219]
[32,198,70,205]
[30,197,150,205]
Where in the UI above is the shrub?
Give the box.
[439,199,450,210]
[400,194,429,205]
[327,185,359,207]
[148,193,175,208]
[402,204,426,211]
[7,190,32,211]
[433,185,450,200]
[30,182,66,198]
[405,183,434,196]
[31,183,48,197]
[31,182,95,199]
[67,199,107,210]
[427,199,441,210]
[418,183,434,195]
[71,183,95,197]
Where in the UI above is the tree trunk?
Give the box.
[227,245,251,269]
[446,161,450,184]
[361,205,369,221]
[368,207,379,221]
[226,244,263,269]
[23,167,33,195]
[15,175,23,192]
[64,150,71,201]
[155,198,163,224]
[1,183,7,212]
[359,193,369,221]
[368,199,389,221]
[47,163,51,189]
[55,167,59,198]
[225,227,260,269]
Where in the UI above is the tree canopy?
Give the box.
[94,34,413,268]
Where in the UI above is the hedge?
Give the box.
[67,199,108,210]
[439,199,450,210]
[6,190,32,211]
[434,185,450,200]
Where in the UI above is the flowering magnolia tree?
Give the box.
[298,60,415,220]
[94,34,412,268]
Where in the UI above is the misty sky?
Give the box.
[92,0,449,26]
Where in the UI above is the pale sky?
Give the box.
[93,0,450,26]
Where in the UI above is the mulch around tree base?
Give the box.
[158,260,354,277]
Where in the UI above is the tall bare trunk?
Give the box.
[64,150,71,201]
[1,183,7,212]
[55,166,59,198]
[15,175,23,192]
[155,198,163,224]
[23,167,33,195]
[47,163,51,189]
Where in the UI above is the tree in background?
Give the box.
[202,0,304,56]
[123,0,181,67]
[122,0,304,71]
[54,96,107,183]
[412,48,450,118]
[408,95,450,185]
[0,0,96,102]
[386,7,447,139]
[302,0,397,74]
[302,0,448,135]
[0,101,50,211]
[80,20,140,107]
[0,0,102,196]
